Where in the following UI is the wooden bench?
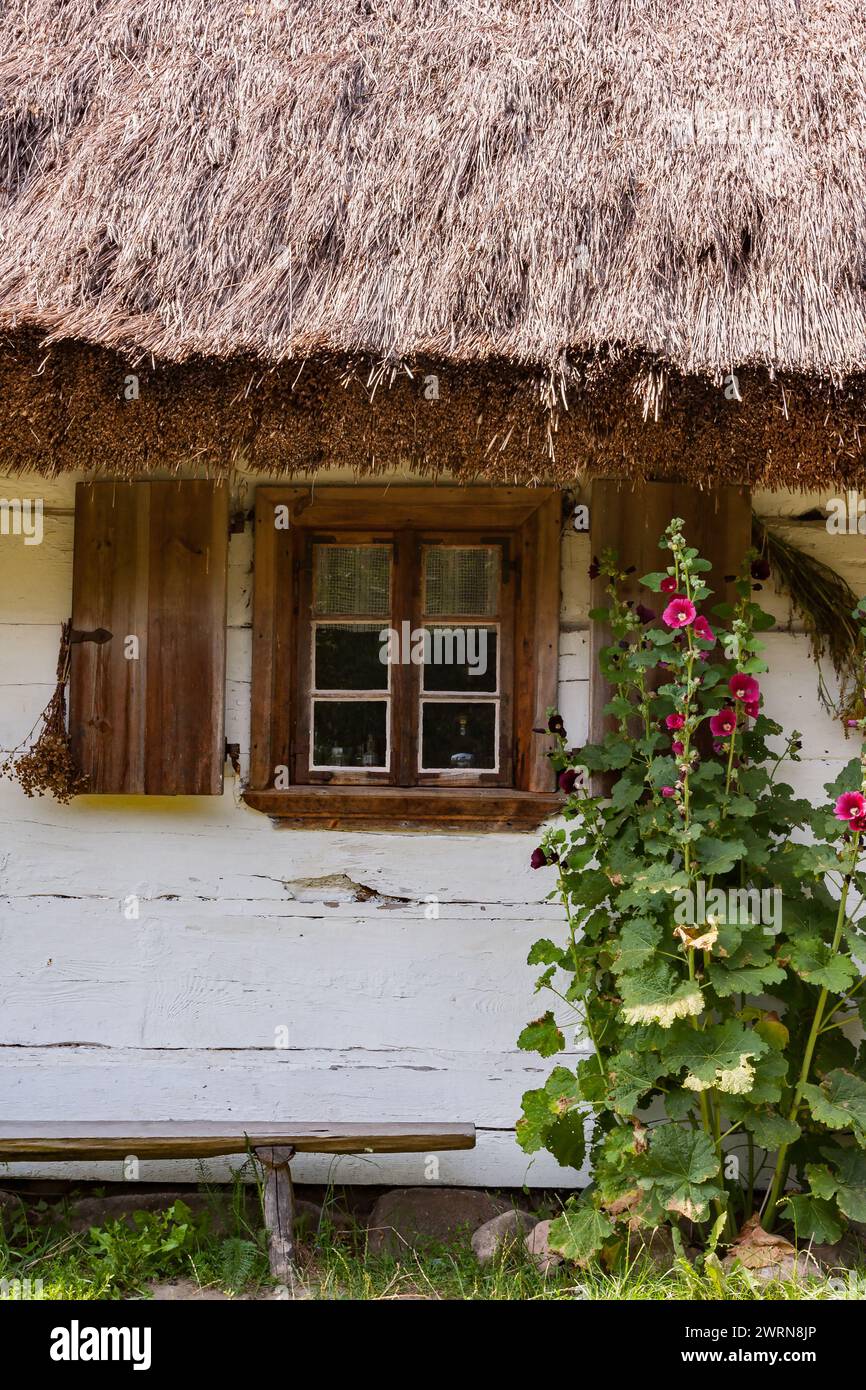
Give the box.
[0,1122,476,1282]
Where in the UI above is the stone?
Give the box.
[471,1209,538,1266]
[147,1278,308,1301]
[64,1191,222,1235]
[525,1219,564,1274]
[366,1187,509,1257]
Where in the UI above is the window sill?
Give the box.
[242,786,561,832]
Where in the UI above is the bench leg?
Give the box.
[255,1145,297,1284]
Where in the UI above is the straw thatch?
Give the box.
[3,0,866,374]
[2,1,866,485]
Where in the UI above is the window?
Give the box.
[247,487,561,830]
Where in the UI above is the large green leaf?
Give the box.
[664,1020,767,1094]
[745,1109,801,1149]
[786,939,859,993]
[801,1070,866,1140]
[607,1050,663,1115]
[693,837,748,876]
[637,1127,724,1222]
[619,965,703,1029]
[545,1110,587,1170]
[781,1194,843,1245]
[548,1202,614,1263]
[820,1144,866,1222]
[613,918,662,976]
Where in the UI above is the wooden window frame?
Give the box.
[245,486,562,831]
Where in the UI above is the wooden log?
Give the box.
[256,1144,297,1284]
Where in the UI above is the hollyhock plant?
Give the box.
[521,522,866,1262]
[662,596,696,628]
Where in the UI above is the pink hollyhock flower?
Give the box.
[661,786,676,798]
[660,576,678,594]
[665,713,685,731]
[744,700,759,719]
[729,673,760,703]
[672,741,684,755]
[850,815,866,834]
[693,616,716,646]
[710,708,737,738]
[662,597,696,628]
[835,791,866,823]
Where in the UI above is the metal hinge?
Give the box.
[69,628,112,645]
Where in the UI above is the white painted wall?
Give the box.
[0,473,858,1186]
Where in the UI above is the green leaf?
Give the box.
[613,918,662,976]
[664,1020,767,1094]
[781,1195,843,1245]
[745,1110,801,1149]
[517,1011,565,1058]
[786,939,859,993]
[527,938,565,967]
[639,571,672,592]
[619,964,703,1029]
[693,837,748,876]
[801,1070,866,1140]
[819,1144,866,1223]
[546,1110,587,1170]
[548,1202,614,1263]
[637,1127,724,1222]
[823,760,862,801]
[607,1050,663,1115]
[610,776,644,810]
[804,1162,838,1201]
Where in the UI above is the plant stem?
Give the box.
[763,858,855,1228]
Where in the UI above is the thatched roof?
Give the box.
[2,0,866,378]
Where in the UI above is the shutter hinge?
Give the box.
[225,741,241,776]
[69,627,112,645]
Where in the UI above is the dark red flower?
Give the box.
[530,847,549,869]
[710,708,737,738]
[588,555,601,580]
[548,714,566,736]
[558,768,579,795]
[665,713,685,731]
[729,673,760,703]
[751,557,771,581]
[660,576,678,594]
[635,603,656,624]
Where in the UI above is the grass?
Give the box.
[1,1183,865,1301]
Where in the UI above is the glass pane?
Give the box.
[422,626,497,693]
[312,701,388,768]
[420,701,497,770]
[424,547,500,616]
[314,623,389,691]
[314,545,391,616]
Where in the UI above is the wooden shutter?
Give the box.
[589,481,751,744]
[70,481,229,794]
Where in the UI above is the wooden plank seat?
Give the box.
[0,1122,476,1283]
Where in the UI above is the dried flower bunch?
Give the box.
[0,620,88,803]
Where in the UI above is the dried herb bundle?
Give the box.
[751,512,863,719]
[0,620,88,803]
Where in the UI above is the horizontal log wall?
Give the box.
[0,473,857,1184]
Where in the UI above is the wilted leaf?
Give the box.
[725,1213,797,1271]
[620,965,703,1029]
